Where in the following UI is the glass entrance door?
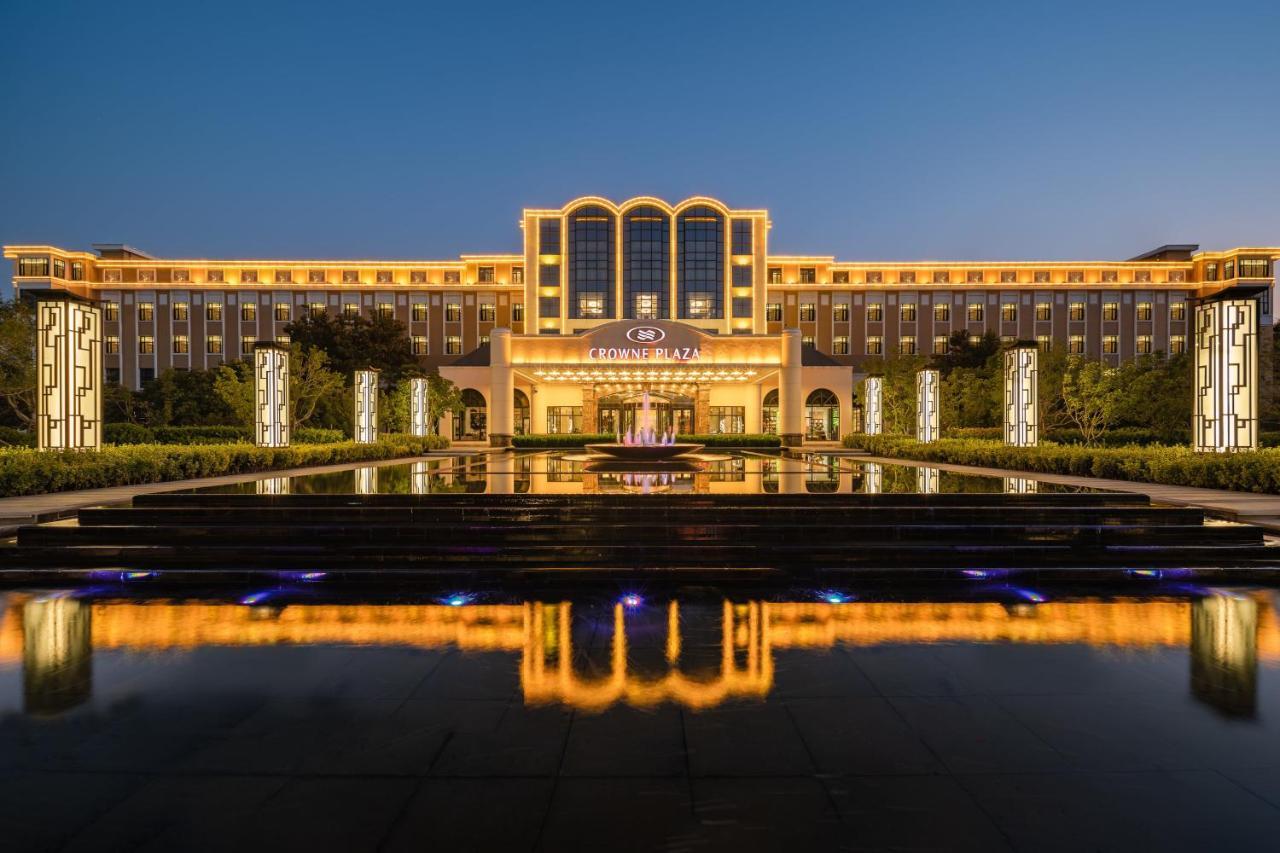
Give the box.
[597,391,694,436]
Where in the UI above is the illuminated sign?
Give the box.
[587,322,703,362]
[587,345,701,361]
[626,326,666,344]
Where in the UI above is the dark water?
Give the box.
[3,586,1280,851]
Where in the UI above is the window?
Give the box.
[1102,270,1118,283]
[934,303,950,322]
[1134,270,1151,283]
[70,262,84,281]
[376,303,395,321]
[1103,302,1118,321]
[899,336,917,355]
[677,205,724,319]
[800,267,816,284]
[446,303,461,322]
[512,303,524,322]
[103,269,122,283]
[240,270,258,284]
[17,257,49,276]
[1170,334,1186,354]
[540,263,560,287]
[172,269,188,282]
[104,302,119,322]
[867,302,883,321]
[539,218,561,255]
[1037,334,1051,350]
[967,303,984,322]
[105,335,120,354]
[343,303,360,319]
[241,336,255,354]
[138,335,155,354]
[310,270,327,284]
[932,271,949,284]
[568,205,615,319]
[412,303,428,322]
[833,336,849,354]
[241,303,256,322]
[933,335,949,354]
[342,270,360,284]
[139,367,155,383]
[967,335,980,346]
[1103,335,1118,354]
[1204,262,1219,281]
[1068,335,1084,354]
[134,302,154,322]
[686,296,712,318]
[1136,335,1152,354]
[1069,302,1085,322]
[900,271,916,284]
[1001,303,1017,322]
[732,297,753,318]
[1000,271,1017,283]
[445,336,462,355]
[137,269,155,283]
[1067,271,1084,283]
[1035,302,1051,321]
[275,270,292,284]
[308,303,326,318]
[538,297,560,318]
[866,336,883,355]
[633,293,660,320]
[766,303,783,322]
[274,303,290,321]
[709,406,745,434]
[900,303,917,322]
[478,266,495,283]
[1034,271,1050,283]
[969,270,985,283]
[52,258,65,279]
[206,303,223,321]
[1000,335,1016,346]
[1136,302,1152,321]
[172,302,188,321]
[479,303,495,322]
[832,271,850,284]
[207,335,223,354]
[800,303,816,322]
[867,271,883,283]
[172,334,189,354]
[577,294,606,317]
[412,336,428,355]
[275,334,290,346]
[207,270,224,283]
[547,406,582,434]
[512,266,524,285]
[731,219,752,255]
[732,265,753,288]
[802,335,816,349]
[105,367,120,383]
[1223,261,1235,280]
[768,267,783,284]
[833,303,849,322]
[444,271,461,284]
[1170,302,1186,322]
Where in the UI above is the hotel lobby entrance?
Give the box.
[596,390,695,436]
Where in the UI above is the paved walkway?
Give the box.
[0,452,469,535]
[829,449,1280,532]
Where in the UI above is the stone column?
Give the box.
[695,386,710,435]
[489,328,514,447]
[581,386,597,434]
[778,329,803,447]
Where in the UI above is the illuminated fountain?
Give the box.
[585,391,704,461]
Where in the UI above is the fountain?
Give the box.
[584,391,704,461]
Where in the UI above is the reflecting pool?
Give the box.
[3,586,1280,850]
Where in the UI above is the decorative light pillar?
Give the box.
[23,595,92,715]
[1194,299,1258,452]
[1003,343,1038,447]
[778,329,803,447]
[254,343,290,448]
[353,369,379,444]
[864,462,883,494]
[916,466,939,495]
[916,368,939,443]
[410,376,431,437]
[355,465,378,494]
[489,328,514,447]
[1191,592,1258,717]
[863,376,883,436]
[35,295,102,451]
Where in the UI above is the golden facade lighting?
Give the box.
[916,368,939,443]
[863,376,883,436]
[1003,344,1038,447]
[1194,300,1257,452]
[354,369,380,444]
[410,377,430,437]
[253,344,290,448]
[35,295,102,451]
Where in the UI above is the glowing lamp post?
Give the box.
[254,343,290,448]
[1003,343,1038,447]
[1194,300,1257,453]
[354,369,380,444]
[410,376,431,437]
[916,368,939,443]
[35,295,102,451]
[863,376,883,436]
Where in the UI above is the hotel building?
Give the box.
[6,196,1277,445]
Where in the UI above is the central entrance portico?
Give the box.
[440,320,854,446]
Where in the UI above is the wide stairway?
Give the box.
[10,490,1278,576]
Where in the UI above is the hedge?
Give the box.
[944,426,1201,446]
[102,424,349,446]
[843,434,1280,494]
[0,434,449,498]
[512,433,782,448]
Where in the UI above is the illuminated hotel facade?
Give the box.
[6,196,1277,445]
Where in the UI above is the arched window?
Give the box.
[805,388,840,441]
[455,388,487,441]
[677,205,724,319]
[568,205,615,319]
[623,205,670,319]
[762,388,779,435]
[514,389,530,436]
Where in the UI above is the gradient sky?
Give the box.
[3,0,1278,289]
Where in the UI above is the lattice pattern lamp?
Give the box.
[916,368,939,443]
[1003,344,1038,447]
[1194,300,1257,452]
[254,343,290,448]
[36,296,102,451]
[353,369,379,444]
[863,376,883,436]
[410,376,430,437]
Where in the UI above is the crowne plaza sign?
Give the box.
[586,322,704,362]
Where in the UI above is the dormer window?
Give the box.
[343,270,360,284]
[275,270,293,284]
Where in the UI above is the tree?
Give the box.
[0,298,35,428]
[428,374,463,434]
[212,345,344,431]
[1060,357,1120,445]
[284,313,419,383]
[138,368,239,426]
[1113,352,1192,441]
[931,330,1001,373]
[862,352,927,434]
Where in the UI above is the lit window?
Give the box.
[309,270,326,284]
[766,303,783,322]
[867,271,883,284]
[240,270,258,284]
[686,297,711,319]
[444,270,461,284]
[1134,270,1152,283]
[446,303,462,322]
[512,267,525,285]
[412,303,428,322]
[1103,335,1118,354]
[1170,302,1186,322]
[1000,271,1017,283]
[17,257,49,276]
[767,267,783,284]
[802,335,816,349]
[478,266,495,283]
[412,336,428,355]
[933,303,950,322]
[867,303,883,322]
[969,270,985,283]
[104,302,119,322]
[1067,271,1084,283]
[1036,335,1051,350]
[547,406,582,434]
[138,302,154,322]
[1000,335,1016,345]
[1136,334,1152,354]
[800,268,816,284]
[172,268,188,282]
[207,269,224,283]
[1034,271,1050,283]
[512,303,524,322]
[103,269,122,283]
[52,258,66,279]
[138,335,154,354]
[1103,302,1118,321]
[933,335,948,354]
[968,335,981,346]
[343,303,360,319]
[241,303,257,322]
[709,406,746,434]
[376,270,393,284]
[1069,302,1085,322]
[900,303,917,322]
[343,270,360,284]
[1240,258,1271,278]
[241,336,255,354]
[207,335,223,354]
[308,303,326,318]
[172,335,189,354]
[206,303,223,322]
[172,302,188,321]
[1136,302,1152,321]
[932,271,949,284]
[865,336,883,355]
[445,336,462,355]
[800,303,816,322]
[1102,270,1118,283]
[633,293,660,320]
[1001,304,1017,322]
[833,303,850,322]
[899,336,917,355]
[275,270,292,284]
[900,271,916,284]
[70,262,84,281]
[1170,334,1186,353]
[967,303,984,322]
[105,335,120,354]
[377,303,394,320]
[275,334,290,345]
[1035,302,1051,321]
[1068,334,1085,354]
[479,303,496,322]
[578,295,606,318]
[832,271,850,284]
[833,336,850,354]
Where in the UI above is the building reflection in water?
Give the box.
[917,466,940,495]
[256,476,290,496]
[1004,477,1038,494]
[864,462,883,494]
[354,465,378,495]
[2,591,1275,715]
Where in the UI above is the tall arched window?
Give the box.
[623,206,670,319]
[762,388,779,435]
[567,205,615,319]
[513,389,530,436]
[805,388,840,441]
[677,205,724,319]
[455,388,487,441]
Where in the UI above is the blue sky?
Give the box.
[2,0,1278,288]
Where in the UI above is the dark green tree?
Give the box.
[284,313,419,383]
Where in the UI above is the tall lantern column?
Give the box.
[1194,299,1257,452]
[916,368,939,443]
[353,369,380,444]
[410,376,431,437]
[863,375,883,436]
[1003,343,1038,447]
[35,294,102,452]
[254,343,290,448]
[489,328,514,448]
[778,329,803,447]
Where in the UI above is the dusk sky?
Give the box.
[3,0,1278,287]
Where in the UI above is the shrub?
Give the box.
[104,423,156,445]
[842,434,1280,494]
[294,427,346,444]
[0,426,34,448]
[0,434,450,498]
[152,425,251,444]
[678,434,781,448]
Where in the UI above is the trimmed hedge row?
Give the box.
[843,434,1280,494]
[102,424,348,445]
[0,434,449,498]
[945,426,1280,448]
[512,433,781,448]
